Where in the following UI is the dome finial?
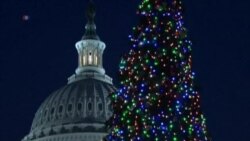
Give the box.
[82,0,100,40]
[86,0,95,23]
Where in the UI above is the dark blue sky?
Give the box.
[0,0,249,140]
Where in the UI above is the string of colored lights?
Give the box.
[107,0,210,140]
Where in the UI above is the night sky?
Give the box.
[0,0,250,140]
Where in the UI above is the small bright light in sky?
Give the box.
[22,15,30,21]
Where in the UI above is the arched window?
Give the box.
[77,103,82,111]
[98,103,103,111]
[59,105,63,113]
[88,52,92,65]
[79,56,82,66]
[44,110,47,117]
[95,55,98,65]
[83,55,86,65]
[68,104,73,112]
[93,50,98,65]
[50,108,55,114]
[88,102,92,111]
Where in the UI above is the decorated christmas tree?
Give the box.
[106,0,210,140]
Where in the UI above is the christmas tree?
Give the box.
[106,0,210,140]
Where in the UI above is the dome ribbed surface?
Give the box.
[30,79,115,133]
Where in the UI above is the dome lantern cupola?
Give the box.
[68,0,112,85]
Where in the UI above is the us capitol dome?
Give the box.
[22,1,116,141]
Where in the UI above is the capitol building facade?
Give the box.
[22,1,116,141]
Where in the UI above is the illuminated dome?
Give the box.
[22,1,116,141]
[22,78,115,141]
[30,79,114,133]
